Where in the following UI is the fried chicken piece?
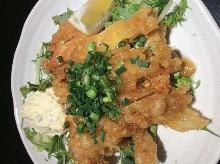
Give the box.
[133,129,157,164]
[68,116,137,163]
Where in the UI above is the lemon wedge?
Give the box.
[68,0,114,35]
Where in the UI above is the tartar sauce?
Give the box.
[21,87,66,136]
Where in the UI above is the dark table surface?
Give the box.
[1,0,220,163]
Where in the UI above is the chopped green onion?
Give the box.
[100,76,110,88]
[117,61,124,68]
[57,56,63,63]
[174,72,181,77]
[103,96,112,103]
[129,56,139,64]
[87,41,96,51]
[122,98,130,106]
[129,55,150,68]
[137,61,150,68]
[86,87,98,99]
[76,122,85,135]
[83,74,90,86]
[66,45,121,142]
[115,76,123,83]
[65,108,72,115]
[90,112,100,123]
[115,66,126,75]
[130,35,147,48]
[64,121,70,128]
[76,81,82,87]
[102,43,109,50]
[118,40,127,47]
[100,130,105,142]
[107,65,113,70]
[68,59,73,66]
[86,52,93,62]
[109,110,116,118]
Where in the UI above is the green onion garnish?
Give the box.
[107,65,113,70]
[118,40,127,47]
[122,98,130,106]
[86,86,98,99]
[100,76,110,88]
[100,130,105,142]
[137,61,150,68]
[90,112,100,123]
[129,55,150,68]
[76,122,85,135]
[68,59,73,66]
[64,121,70,128]
[65,44,121,142]
[109,109,116,118]
[115,66,126,75]
[57,56,63,63]
[87,41,96,51]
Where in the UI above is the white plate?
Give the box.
[11,0,220,164]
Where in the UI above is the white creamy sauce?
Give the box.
[21,87,66,136]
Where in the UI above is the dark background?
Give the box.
[0,0,219,163]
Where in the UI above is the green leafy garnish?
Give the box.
[23,128,74,164]
[20,78,53,99]
[32,42,53,63]
[144,0,169,15]
[161,0,188,27]
[201,126,220,138]
[110,3,140,21]
[20,42,53,100]
[120,138,135,164]
[108,0,188,29]
[65,43,122,143]
[52,8,73,25]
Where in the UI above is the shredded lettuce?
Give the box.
[161,0,188,27]
[24,128,74,164]
[52,8,73,25]
[107,0,188,28]
[143,0,169,15]
[20,42,53,100]
[110,3,140,21]
[120,138,135,164]
[20,78,53,99]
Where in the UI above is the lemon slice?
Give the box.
[68,0,114,35]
